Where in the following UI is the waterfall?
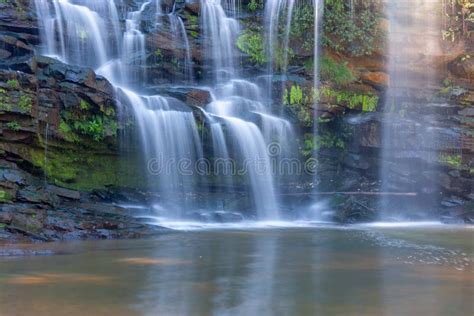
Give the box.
[122,1,151,85]
[265,0,296,82]
[34,0,121,68]
[201,0,240,81]
[380,0,443,219]
[118,89,204,217]
[33,0,299,220]
[201,0,300,219]
[312,0,323,151]
[168,14,194,82]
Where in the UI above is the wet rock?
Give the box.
[185,1,201,15]
[186,89,212,107]
[17,187,59,206]
[47,185,81,200]
[449,55,474,80]
[344,153,371,170]
[361,71,388,89]
[2,168,27,185]
[441,197,465,207]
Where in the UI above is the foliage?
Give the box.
[61,99,118,143]
[6,79,19,89]
[79,99,90,110]
[300,132,345,157]
[439,154,462,167]
[442,0,474,42]
[320,56,355,86]
[18,95,32,113]
[0,190,13,203]
[6,121,20,131]
[236,30,267,64]
[247,0,263,12]
[320,87,379,112]
[289,2,315,54]
[323,0,384,56]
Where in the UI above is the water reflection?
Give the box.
[0,227,472,315]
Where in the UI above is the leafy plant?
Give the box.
[322,0,384,56]
[6,121,20,131]
[439,154,462,167]
[18,95,32,113]
[247,0,263,12]
[6,79,19,89]
[237,30,266,64]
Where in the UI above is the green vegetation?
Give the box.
[6,79,19,89]
[60,99,118,143]
[236,30,266,64]
[29,146,146,191]
[6,121,20,131]
[320,56,355,86]
[323,0,384,56]
[300,132,345,157]
[0,88,13,111]
[0,190,13,203]
[282,83,379,130]
[18,95,33,113]
[79,99,90,110]
[319,87,379,112]
[247,0,263,12]
[442,0,474,42]
[439,154,462,168]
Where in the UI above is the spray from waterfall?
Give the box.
[380,0,443,220]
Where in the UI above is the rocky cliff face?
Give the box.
[0,0,473,242]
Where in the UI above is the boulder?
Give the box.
[449,55,474,80]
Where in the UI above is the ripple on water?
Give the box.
[362,229,472,271]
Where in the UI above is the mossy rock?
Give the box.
[28,146,147,192]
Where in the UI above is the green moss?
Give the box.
[29,147,145,191]
[320,56,355,86]
[0,190,13,203]
[58,120,81,143]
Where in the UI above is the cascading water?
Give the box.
[34,0,119,68]
[168,13,194,82]
[265,0,296,87]
[380,0,443,220]
[33,0,299,221]
[121,1,151,85]
[201,0,301,219]
[201,0,240,81]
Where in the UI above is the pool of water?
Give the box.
[0,223,473,315]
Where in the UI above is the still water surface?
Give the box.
[0,223,473,315]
